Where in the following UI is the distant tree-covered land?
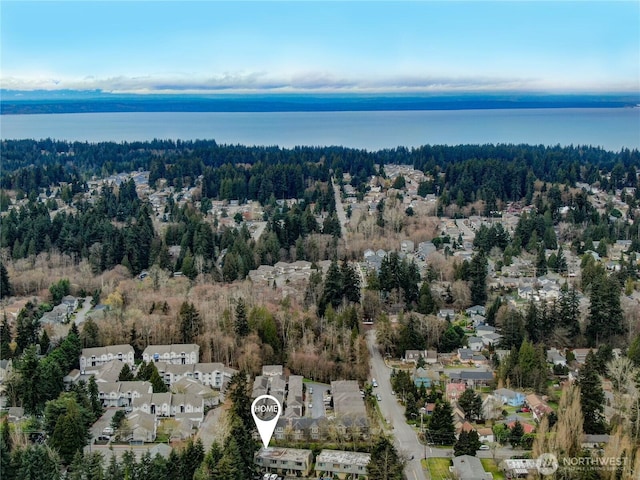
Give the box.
[1,140,638,279]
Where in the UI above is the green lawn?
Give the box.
[427,457,452,480]
[481,458,505,480]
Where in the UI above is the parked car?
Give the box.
[376,394,382,401]
[479,445,490,450]
[372,379,378,387]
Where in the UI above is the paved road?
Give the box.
[367,331,428,480]
[331,177,349,241]
[74,296,95,326]
[90,407,118,441]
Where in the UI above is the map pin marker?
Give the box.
[251,394,282,448]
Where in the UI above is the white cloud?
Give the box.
[1,70,636,93]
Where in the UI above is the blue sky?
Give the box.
[1,1,638,93]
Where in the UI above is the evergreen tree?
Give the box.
[454,430,481,456]
[469,252,488,306]
[429,400,456,445]
[558,283,581,340]
[579,351,607,434]
[15,301,41,354]
[14,444,62,480]
[118,363,134,381]
[181,248,197,280]
[485,296,502,326]
[366,436,404,480]
[149,367,168,393]
[1,417,13,480]
[0,262,12,298]
[535,244,547,276]
[499,309,525,350]
[179,301,202,343]
[49,399,87,465]
[341,261,361,304]
[555,245,568,275]
[586,275,625,346]
[1,314,13,359]
[234,298,249,337]
[458,388,483,421]
[180,438,205,480]
[15,346,42,414]
[320,260,343,314]
[80,318,100,348]
[222,373,258,479]
[510,421,525,447]
[417,282,437,315]
[88,376,103,420]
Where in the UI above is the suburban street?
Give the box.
[367,330,428,480]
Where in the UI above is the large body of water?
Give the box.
[1,108,639,151]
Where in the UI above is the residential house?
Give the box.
[470,314,487,327]
[262,365,284,377]
[0,359,12,383]
[414,367,438,388]
[507,420,536,435]
[475,325,495,337]
[142,344,199,365]
[581,434,610,450]
[404,350,438,364]
[451,455,493,480]
[477,427,494,444]
[285,375,304,418]
[481,333,502,347]
[315,450,371,480]
[170,377,218,407]
[547,348,567,367]
[193,363,237,388]
[572,348,594,365]
[457,349,488,365]
[254,447,313,477]
[400,240,415,253]
[493,388,525,407]
[525,394,553,422]
[331,380,367,421]
[466,305,486,316]
[124,411,157,443]
[80,345,135,370]
[97,381,153,407]
[133,392,172,417]
[449,371,494,388]
[417,241,436,258]
[446,383,467,402]
[438,308,455,320]
[467,337,484,352]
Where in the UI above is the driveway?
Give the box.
[74,296,94,326]
[90,407,118,441]
[306,382,330,419]
[367,330,428,480]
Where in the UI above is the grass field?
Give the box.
[481,458,506,479]
[427,457,452,480]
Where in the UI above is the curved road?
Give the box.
[367,330,428,480]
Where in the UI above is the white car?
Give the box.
[376,394,382,401]
[479,445,490,450]
[309,387,313,394]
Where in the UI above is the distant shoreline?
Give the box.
[2,91,639,115]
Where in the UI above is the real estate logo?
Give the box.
[537,453,559,476]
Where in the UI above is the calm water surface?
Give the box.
[1,108,639,151]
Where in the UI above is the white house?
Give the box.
[80,345,135,370]
[142,344,199,365]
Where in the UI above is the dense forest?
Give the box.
[2,140,639,203]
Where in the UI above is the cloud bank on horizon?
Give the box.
[1,1,638,94]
